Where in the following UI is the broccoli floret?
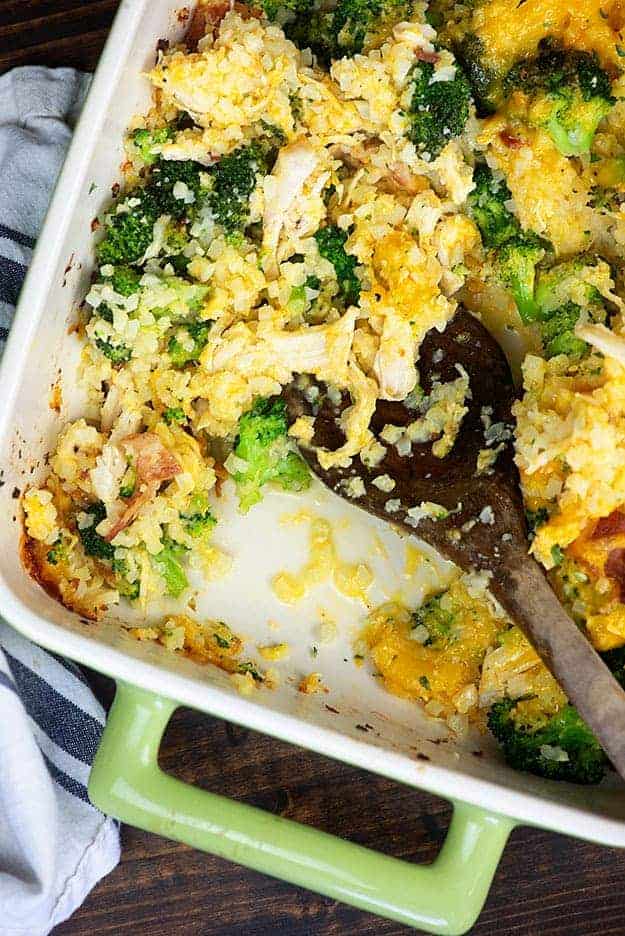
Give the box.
[167,320,212,367]
[163,407,187,425]
[530,259,609,355]
[180,494,217,538]
[79,502,114,561]
[100,131,282,265]
[314,225,360,307]
[208,134,283,236]
[117,578,140,600]
[525,506,549,541]
[327,0,415,58]
[467,164,520,248]
[488,697,607,784]
[96,192,158,266]
[467,164,552,318]
[148,159,206,218]
[161,222,193,273]
[165,253,191,275]
[46,539,68,566]
[539,302,589,359]
[97,158,207,265]
[287,272,329,321]
[504,41,615,157]
[533,258,607,314]
[208,146,261,234]
[232,396,310,512]
[132,126,175,165]
[181,494,217,537]
[284,0,414,63]
[152,538,189,598]
[406,59,472,160]
[119,465,136,499]
[288,284,308,316]
[289,90,304,125]
[106,265,141,296]
[411,594,456,646]
[95,303,114,323]
[283,8,339,62]
[112,557,140,600]
[261,0,309,22]
[496,232,548,322]
[455,33,498,114]
[95,337,132,365]
[184,511,217,537]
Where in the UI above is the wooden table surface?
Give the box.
[4,1,625,933]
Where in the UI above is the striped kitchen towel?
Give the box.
[0,67,120,936]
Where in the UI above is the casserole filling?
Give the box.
[21,0,625,784]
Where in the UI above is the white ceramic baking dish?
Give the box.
[1,1,625,931]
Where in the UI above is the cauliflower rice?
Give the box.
[20,0,625,779]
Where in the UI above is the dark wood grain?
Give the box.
[0,0,118,74]
[4,3,625,934]
[50,672,625,936]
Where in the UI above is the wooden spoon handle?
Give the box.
[490,554,625,779]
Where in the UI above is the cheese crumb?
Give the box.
[479,505,495,525]
[258,642,290,661]
[230,672,257,696]
[298,672,326,694]
[342,476,366,498]
[406,501,449,526]
[372,474,396,492]
[23,489,60,545]
[380,424,403,444]
[361,440,386,468]
[289,416,315,443]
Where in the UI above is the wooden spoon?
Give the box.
[285,308,625,779]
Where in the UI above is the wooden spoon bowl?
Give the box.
[285,308,625,780]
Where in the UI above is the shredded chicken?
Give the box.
[576,323,625,365]
[316,359,378,470]
[387,161,425,196]
[210,308,358,378]
[185,0,260,48]
[89,444,127,506]
[262,139,320,278]
[373,315,418,401]
[392,19,437,53]
[330,142,424,195]
[264,309,358,374]
[105,433,181,541]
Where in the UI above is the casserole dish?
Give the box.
[1,1,625,931]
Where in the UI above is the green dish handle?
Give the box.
[89,682,516,934]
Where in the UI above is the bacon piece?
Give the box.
[123,432,181,483]
[213,461,228,498]
[185,0,261,47]
[605,548,625,601]
[105,433,181,541]
[329,138,382,170]
[500,129,524,149]
[387,161,426,195]
[329,143,425,195]
[592,510,625,540]
[415,49,440,64]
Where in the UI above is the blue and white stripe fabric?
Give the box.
[0,67,120,935]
